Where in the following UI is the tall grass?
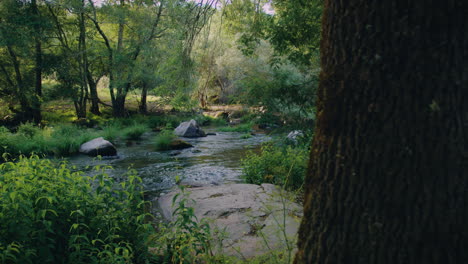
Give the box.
[153,130,176,150]
[218,123,253,133]
[123,123,148,140]
[0,124,100,158]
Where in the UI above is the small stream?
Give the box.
[66,129,270,197]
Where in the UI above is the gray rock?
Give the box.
[287,130,304,143]
[174,119,206,138]
[79,137,117,157]
[157,184,302,259]
[169,139,193,150]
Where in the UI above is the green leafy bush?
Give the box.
[241,143,309,191]
[154,130,176,150]
[0,156,155,263]
[152,186,216,264]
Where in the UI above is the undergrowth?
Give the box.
[0,156,155,263]
[241,142,309,191]
[153,130,176,150]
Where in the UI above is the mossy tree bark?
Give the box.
[295,1,468,263]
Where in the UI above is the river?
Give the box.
[67,129,270,198]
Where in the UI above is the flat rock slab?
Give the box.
[158,184,303,259]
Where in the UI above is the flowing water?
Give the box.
[67,129,270,197]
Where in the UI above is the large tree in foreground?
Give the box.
[295,1,468,263]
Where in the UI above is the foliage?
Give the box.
[269,0,323,65]
[0,156,155,263]
[123,123,148,140]
[151,186,217,264]
[0,123,113,158]
[218,123,253,133]
[193,115,227,127]
[153,130,176,151]
[240,133,252,139]
[241,142,309,191]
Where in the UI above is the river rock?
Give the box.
[158,184,302,259]
[169,139,193,150]
[79,137,117,157]
[287,130,304,143]
[174,119,206,138]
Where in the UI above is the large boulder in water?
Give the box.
[174,119,206,138]
[79,137,117,157]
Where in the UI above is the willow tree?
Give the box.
[295,1,468,264]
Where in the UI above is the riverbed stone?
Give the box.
[157,184,302,259]
[174,119,206,138]
[286,130,304,144]
[79,137,117,157]
[169,139,193,150]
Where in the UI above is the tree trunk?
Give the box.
[87,69,100,115]
[113,95,126,117]
[295,1,468,264]
[31,0,42,124]
[7,45,33,122]
[139,83,148,114]
[76,3,88,119]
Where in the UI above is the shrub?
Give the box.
[101,124,120,142]
[17,123,41,138]
[154,130,176,150]
[152,186,216,264]
[0,156,155,263]
[123,123,148,140]
[241,143,309,191]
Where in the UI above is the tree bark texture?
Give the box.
[295,1,468,264]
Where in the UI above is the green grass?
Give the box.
[218,123,253,133]
[0,123,104,158]
[153,130,176,150]
[123,123,148,140]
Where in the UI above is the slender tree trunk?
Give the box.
[295,1,468,264]
[139,83,148,114]
[31,0,42,124]
[76,2,88,119]
[87,69,100,115]
[7,46,33,121]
